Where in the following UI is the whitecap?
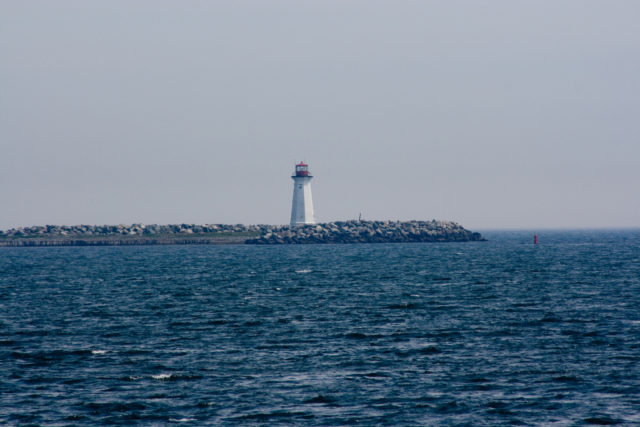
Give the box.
[169,418,196,422]
[91,350,108,355]
[152,373,172,380]
[296,269,312,273]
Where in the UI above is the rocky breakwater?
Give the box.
[0,220,484,246]
[246,220,484,244]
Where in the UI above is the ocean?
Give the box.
[1,230,639,425]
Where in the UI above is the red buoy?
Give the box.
[534,234,538,244]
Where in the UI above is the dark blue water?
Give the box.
[1,230,639,425]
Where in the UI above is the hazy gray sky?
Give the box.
[2,1,639,229]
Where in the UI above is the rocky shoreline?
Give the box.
[0,220,484,247]
[0,223,260,247]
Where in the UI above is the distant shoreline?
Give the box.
[0,220,485,247]
[0,235,250,247]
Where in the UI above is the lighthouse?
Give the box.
[290,162,315,227]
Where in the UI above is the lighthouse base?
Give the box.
[290,176,315,227]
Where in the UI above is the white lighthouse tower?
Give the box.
[290,162,315,227]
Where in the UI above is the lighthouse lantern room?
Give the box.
[295,163,310,176]
[290,162,315,227]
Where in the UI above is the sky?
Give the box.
[1,1,639,230]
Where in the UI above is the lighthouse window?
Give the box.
[298,185,302,189]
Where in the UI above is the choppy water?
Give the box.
[1,230,639,425]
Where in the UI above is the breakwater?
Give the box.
[246,220,484,244]
[0,220,483,247]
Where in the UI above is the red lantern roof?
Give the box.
[296,162,308,167]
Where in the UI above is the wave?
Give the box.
[152,373,203,381]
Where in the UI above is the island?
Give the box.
[0,220,484,247]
